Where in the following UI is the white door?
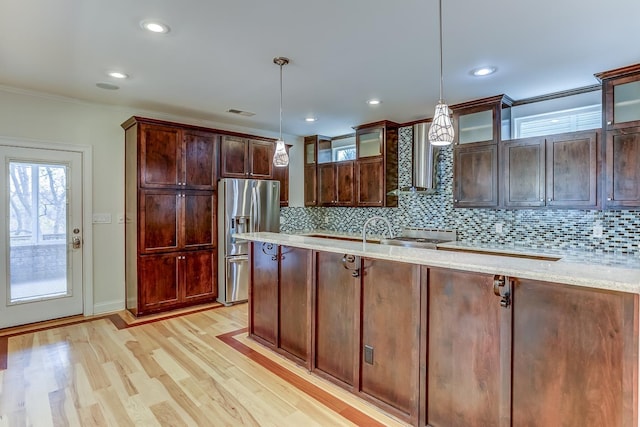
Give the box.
[0,145,84,328]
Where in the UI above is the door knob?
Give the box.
[72,236,82,249]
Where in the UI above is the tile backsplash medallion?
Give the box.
[281,126,640,255]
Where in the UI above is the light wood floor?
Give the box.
[0,304,408,426]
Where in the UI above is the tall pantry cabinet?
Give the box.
[123,117,218,316]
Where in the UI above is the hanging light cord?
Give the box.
[279,62,283,141]
[438,0,444,103]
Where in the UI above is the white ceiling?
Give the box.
[1,0,639,138]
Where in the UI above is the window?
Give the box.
[333,146,356,161]
[513,104,601,138]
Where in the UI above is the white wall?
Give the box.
[0,86,303,314]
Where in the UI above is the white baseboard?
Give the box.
[93,299,125,315]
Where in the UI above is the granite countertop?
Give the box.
[235,231,640,294]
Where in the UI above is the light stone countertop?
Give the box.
[235,231,640,295]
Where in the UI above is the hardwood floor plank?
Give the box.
[149,401,186,427]
[77,403,108,426]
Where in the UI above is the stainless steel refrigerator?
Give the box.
[217,178,280,305]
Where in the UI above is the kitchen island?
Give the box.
[237,231,640,427]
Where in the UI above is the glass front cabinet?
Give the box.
[596,63,640,208]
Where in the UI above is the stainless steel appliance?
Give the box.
[218,178,280,305]
[380,227,456,249]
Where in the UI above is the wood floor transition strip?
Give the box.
[217,328,388,427]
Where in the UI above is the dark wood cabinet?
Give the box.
[139,124,217,190]
[512,278,638,426]
[596,63,640,208]
[359,258,421,420]
[272,144,290,206]
[248,243,312,364]
[354,121,399,207]
[249,242,279,345]
[605,127,640,207]
[426,268,508,427]
[318,161,354,206]
[313,252,359,388]
[220,135,274,179]
[454,143,498,207]
[123,116,218,316]
[303,135,329,206]
[452,95,512,208]
[138,250,215,313]
[502,131,599,208]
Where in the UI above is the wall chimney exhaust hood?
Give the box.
[388,122,438,195]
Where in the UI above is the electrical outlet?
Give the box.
[495,222,503,234]
[593,224,603,238]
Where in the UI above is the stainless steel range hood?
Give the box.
[388,122,438,195]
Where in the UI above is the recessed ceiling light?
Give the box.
[471,66,497,77]
[96,82,119,90]
[367,99,381,105]
[140,20,170,34]
[305,117,317,122]
[107,71,128,79]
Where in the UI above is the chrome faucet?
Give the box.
[362,216,394,245]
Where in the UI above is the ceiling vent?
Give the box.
[227,109,255,117]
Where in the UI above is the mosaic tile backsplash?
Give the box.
[281,126,640,255]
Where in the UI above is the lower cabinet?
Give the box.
[314,251,359,387]
[138,250,216,315]
[512,278,637,426]
[426,268,506,427]
[360,258,422,418]
[248,242,312,364]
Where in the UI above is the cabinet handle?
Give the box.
[261,242,279,261]
[607,121,612,125]
[342,254,360,277]
[493,275,510,308]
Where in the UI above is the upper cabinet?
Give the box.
[502,131,599,209]
[452,95,513,208]
[303,135,329,206]
[596,63,640,208]
[354,121,399,207]
[138,123,218,190]
[220,135,274,179]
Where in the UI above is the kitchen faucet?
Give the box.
[362,216,394,245]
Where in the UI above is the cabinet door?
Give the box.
[248,139,274,178]
[360,258,421,417]
[183,130,217,190]
[454,143,498,207]
[512,279,638,427]
[336,161,355,206]
[220,135,248,178]
[250,242,279,345]
[546,131,598,208]
[602,73,640,130]
[139,190,179,253]
[356,127,383,158]
[502,138,545,207]
[183,191,215,250]
[183,250,216,302]
[314,252,359,387]
[138,253,180,314]
[317,163,336,206]
[272,145,289,206]
[139,123,182,188]
[427,268,507,427]
[279,246,311,363]
[605,127,640,208]
[303,165,317,206]
[356,157,384,206]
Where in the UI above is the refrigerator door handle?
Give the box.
[251,186,260,232]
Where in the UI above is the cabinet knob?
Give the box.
[607,121,612,125]
[540,198,543,202]
[454,199,458,203]
[607,197,612,201]
[547,198,552,202]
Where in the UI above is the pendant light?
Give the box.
[273,56,290,167]
[428,0,455,146]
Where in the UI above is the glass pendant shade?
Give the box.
[273,139,289,167]
[428,102,455,146]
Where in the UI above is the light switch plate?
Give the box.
[92,213,112,224]
[593,224,603,238]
